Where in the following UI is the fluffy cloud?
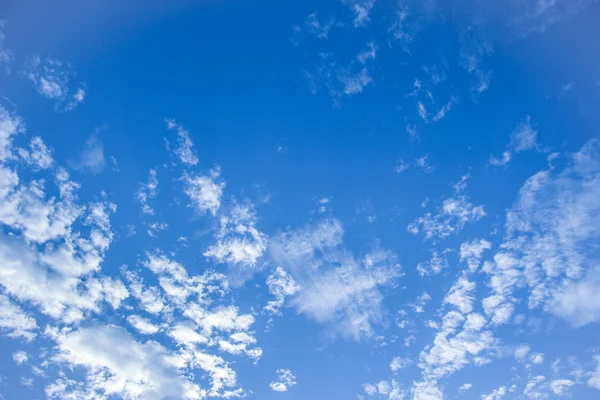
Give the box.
[408,196,486,240]
[264,266,301,317]
[363,379,405,399]
[460,239,492,272]
[48,324,204,399]
[0,294,38,341]
[270,368,297,392]
[184,168,225,216]
[204,203,267,267]
[483,139,600,327]
[270,218,401,340]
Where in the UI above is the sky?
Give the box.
[0,0,600,399]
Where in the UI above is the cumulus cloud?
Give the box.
[0,294,38,341]
[13,350,28,365]
[363,379,405,399]
[184,168,225,216]
[460,239,492,272]
[204,203,267,267]
[270,368,297,392]
[48,324,204,399]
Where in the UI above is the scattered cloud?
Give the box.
[270,218,401,340]
[270,368,297,392]
[204,203,267,267]
[306,13,333,39]
[22,54,86,111]
[408,195,486,240]
[74,133,106,174]
[166,119,199,166]
[183,167,225,216]
[490,116,539,166]
[137,169,158,215]
[357,41,377,64]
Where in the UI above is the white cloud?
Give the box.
[124,269,168,315]
[127,315,161,335]
[483,139,600,327]
[23,55,86,111]
[393,159,409,174]
[489,151,512,167]
[390,357,410,372]
[339,67,373,95]
[408,196,486,240]
[0,294,37,341]
[137,169,158,215]
[363,379,405,399]
[342,0,375,27]
[270,218,401,340]
[204,203,267,267]
[306,13,332,39]
[432,96,458,122]
[415,273,497,391]
[18,136,54,170]
[13,350,28,365]
[75,133,106,174]
[460,239,492,272]
[459,383,472,392]
[270,368,297,392]
[481,386,507,400]
[444,278,476,314]
[514,344,531,361]
[0,105,24,161]
[264,266,301,316]
[490,116,538,167]
[411,380,443,400]
[509,115,538,152]
[414,155,434,174]
[550,379,574,395]
[417,251,448,276]
[460,31,493,95]
[184,168,225,216]
[48,324,204,399]
[0,143,122,324]
[166,119,199,166]
[549,266,600,327]
[508,0,596,36]
[357,42,377,64]
[411,292,431,313]
[588,356,600,390]
[0,21,15,72]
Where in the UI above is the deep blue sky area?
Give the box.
[0,1,600,399]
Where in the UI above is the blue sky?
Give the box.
[1,0,600,399]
